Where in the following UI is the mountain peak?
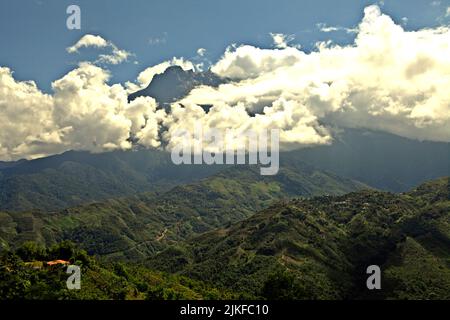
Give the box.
[127,66,225,108]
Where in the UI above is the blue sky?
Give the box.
[1,0,448,91]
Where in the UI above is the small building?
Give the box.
[46,259,70,266]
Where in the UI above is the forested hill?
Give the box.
[0,163,367,259]
[147,177,450,299]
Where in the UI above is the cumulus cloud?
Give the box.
[197,48,206,57]
[1,5,449,160]
[66,34,108,53]
[0,63,164,160]
[97,45,132,65]
[0,67,56,160]
[270,33,296,49]
[211,45,303,80]
[52,63,163,151]
[177,5,450,145]
[163,99,330,154]
[67,34,132,65]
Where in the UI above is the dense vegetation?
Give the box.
[0,149,223,212]
[147,177,450,299]
[0,241,241,300]
[0,159,448,300]
[1,128,448,213]
[0,164,366,260]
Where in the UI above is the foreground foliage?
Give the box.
[148,177,450,299]
[0,241,240,300]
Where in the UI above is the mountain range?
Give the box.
[0,162,367,258]
[147,177,450,299]
[0,149,224,212]
[0,127,447,213]
[1,176,448,299]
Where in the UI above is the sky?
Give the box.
[1,0,448,90]
[0,0,449,161]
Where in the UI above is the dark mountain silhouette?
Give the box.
[128,66,225,110]
[293,128,450,192]
[0,149,224,212]
[0,128,448,211]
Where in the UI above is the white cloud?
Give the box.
[446,7,450,17]
[67,34,132,65]
[1,5,449,160]
[316,23,339,33]
[163,99,331,154]
[270,33,296,49]
[211,45,304,80]
[178,5,450,145]
[51,63,163,152]
[197,48,206,57]
[66,34,108,53]
[316,23,358,34]
[0,63,164,160]
[0,67,56,160]
[97,45,131,65]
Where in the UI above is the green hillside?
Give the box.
[4,127,445,212]
[147,177,450,299]
[0,149,223,212]
[0,177,448,300]
[0,163,367,260]
[0,241,240,300]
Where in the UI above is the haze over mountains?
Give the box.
[294,128,450,192]
[0,65,448,213]
[0,149,224,212]
[1,128,448,213]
